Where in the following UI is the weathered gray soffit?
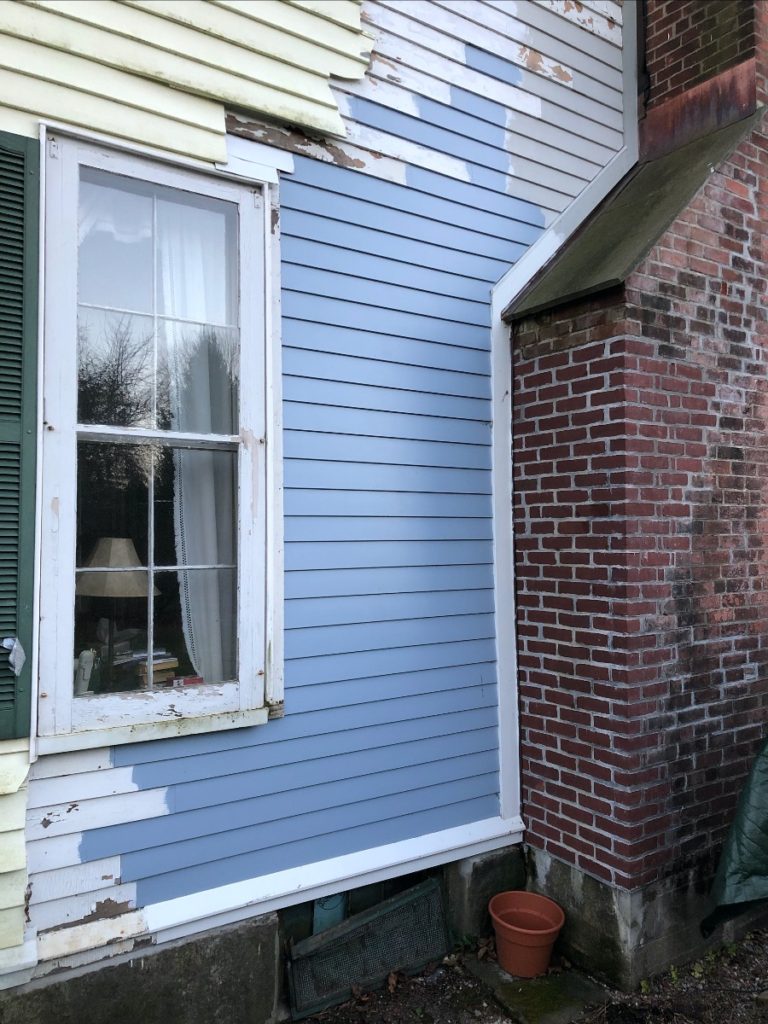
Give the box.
[503,110,763,323]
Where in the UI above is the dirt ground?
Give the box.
[303,928,768,1024]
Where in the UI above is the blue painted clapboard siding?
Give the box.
[286,590,496,627]
[285,519,493,543]
[281,209,516,279]
[87,756,501,865]
[134,794,503,905]
[284,403,492,443]
[76,57,554,904]
[282,350,491,398]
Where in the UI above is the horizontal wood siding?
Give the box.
[25,0,627,953]
[0,0,369,155]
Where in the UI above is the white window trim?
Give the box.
[36,132,284,751]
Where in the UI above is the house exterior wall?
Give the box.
[512,91,768,989]
[0,0,631,989]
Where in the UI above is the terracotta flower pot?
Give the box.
[488,891,565,978]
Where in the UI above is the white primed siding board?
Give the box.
[369,1,623,121]
[369,47,541,118]
[28,768,139,809]
[339,120,575,211]
[542,0,623,42]
[482,0,622,58]
[29,885,137,934]
[26,789,169,841]
[334,88,604,182]
[435,0,622,73]
[390,0,622,91]
[369,30,623,136]
[576,0,624,26]
[346,63,621,159]
[29,750,112,781]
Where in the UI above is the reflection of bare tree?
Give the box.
[78,317,155,488]
[78,316,152,427]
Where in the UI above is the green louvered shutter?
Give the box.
[0,132,38,740]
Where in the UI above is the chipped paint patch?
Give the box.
[227,113,407,186]
[551,0,622,43]
[518,46,574,85]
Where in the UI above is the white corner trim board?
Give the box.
[36,816,524,963]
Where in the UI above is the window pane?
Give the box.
[156,192,237,325]
[77,442,150,568]
[74,590,149,695]
[157,322,238,434]
[155,569,237,685]
[77,307,154,427]
[154,447,237,568]
[79,171,153,313]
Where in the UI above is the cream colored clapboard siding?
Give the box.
[289,0,364,31]
[0,744,30,952]
[0,0,369,149]
[19,3,342,122]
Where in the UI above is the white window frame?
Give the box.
[37,133,282,750]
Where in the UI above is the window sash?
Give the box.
[39,136,267,739]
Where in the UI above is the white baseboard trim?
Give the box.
[150,814,525,945]
[35,816,524,963]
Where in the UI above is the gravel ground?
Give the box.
[303,928,768,1024]
[582,928,768,1024]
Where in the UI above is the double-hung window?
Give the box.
[39,135,274,746]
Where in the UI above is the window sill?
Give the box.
[35,706,269,755]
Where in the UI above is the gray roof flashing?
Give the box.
[503,111,762,323]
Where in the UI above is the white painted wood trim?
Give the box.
[489,300,520,823]
[35,816,524,961]
[264,181,284,710]
[490,9,638,818]
[37,120,287,186]
[220,134,295,175]
[37,133,280,744]
[35,708,269,755]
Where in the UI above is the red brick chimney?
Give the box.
[640,0,758,160]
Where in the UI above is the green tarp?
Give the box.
[702,736,768,936]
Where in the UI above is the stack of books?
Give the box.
[138,655,179,687]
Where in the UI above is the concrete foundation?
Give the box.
[528,847,768,989]
[0,914,281,1024]
[444,845,526,940]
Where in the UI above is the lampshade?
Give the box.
[76,537,156,598]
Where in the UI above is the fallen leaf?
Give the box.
[387,971,398,993]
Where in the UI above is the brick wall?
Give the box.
[646,0,755,110]
[513,114,768,890]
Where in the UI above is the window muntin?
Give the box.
[39,138,267,740]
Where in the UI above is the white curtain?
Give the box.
[156,197,237,684]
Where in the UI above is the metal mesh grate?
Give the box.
[287,878,449,1019]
